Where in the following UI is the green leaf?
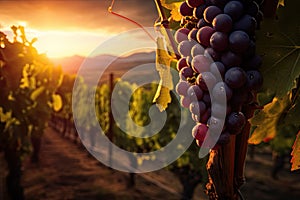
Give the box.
[153,37,174,111]
[291,131,300,171]
[161,0,183,21]
[256,0,300,98]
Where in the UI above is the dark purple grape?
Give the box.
[196,72,217,91]
[177,57,188,71]
[186,55,193,67]
[245,70,263,91]
[192,123,208,141]
[204,6,222,23]
[221,51,242,67]
[246,1,259,17]
[210,61,226,78]
[210,0,229,8]
[243,40,256,59]
[201,107,211,123]
[175,28,190,44]
[187,85,204,101]
[233,14,257,36]
[178,40,192,57]
[192,55,211,73]
[230,88,248,111]
[180,96,191,108]
[202,92,211,106]
[188,28,199,42]
[197,26,215,47]
[212,14,233,32]
[242,54,262,69]
[226,112,246,134]
[197,18,210,29]
[180,2,194,16]
[190,101,207,115]
[204,47,221,61]
[212,82,233,101]
[187,0,205,8]
[229,31,250,54]
[211,103,228,118]
[191,43,205,57]
[217,131,230,145]
[179,66,194,80]
[224,67,247,88]
[193,5,206,19]
[210,32,229,52]
[208,116,225,134]
[224,1,244,21]
[176,80,190,96]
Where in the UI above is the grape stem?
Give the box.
[108,0,156,42]
[154,0,180,59]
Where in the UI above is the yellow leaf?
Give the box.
[278,0,284,7]
[153,37,173,111]
[52,94,63,112]
[30,86,45,101]
[161,0,182,21]
[291,131,300,171]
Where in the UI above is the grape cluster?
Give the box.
[175,0,263,149]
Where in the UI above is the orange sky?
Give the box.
[0,0,158,58]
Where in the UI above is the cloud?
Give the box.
[0,0,158,33]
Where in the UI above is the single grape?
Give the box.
[174,27,190,44]
[177,57,188,71]
[178,40,192,57]
[202,92,212,106]
[221,51,242,67]
[191,43,205,57]
[196,26,215,47]
[212,14,233,32]
[212,82,233,101]
[194,5,206,19]
[192,54,212,73]
[188,28,199,42]
[210,0,229,9]
[192,123,208,142]
[204,47,221,61]
[176,80,190,96]
[243,40,256,59]
[233,14,257,36]
[180,96,191,108]
[224,1,244,21]
[242,54,262,69]
[224,67,247,88]
[192,113,201,123]
[229,30,250,54]
[204,6,222,23]
[187,0,205,8]
[190,100,207,115]
[180,2,194,16]
[196,72,217,91]
[186,55,193,67]
[210,61,226,78]
[245,70,263,91]
[197,18,210,29]
[211,103,228,118]
[179,66,194,80]
[226,112,246,134]
[210,32,229,52]
[208,116,225,134]
[201,107,211,123]
[246,1,259,17]
[217,131,230,145]
[187,85,204,101]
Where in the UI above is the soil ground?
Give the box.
[1,127,300,200]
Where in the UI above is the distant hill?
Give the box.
[51,51,158,84]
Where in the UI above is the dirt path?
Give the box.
[6,127,300,200]
[22,128,181,200]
